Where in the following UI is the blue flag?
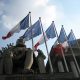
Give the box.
[22,19,42,41]
[45,21,57,39]
[20,13,30,29]
[67,29,77,46]
[34,21,57,49]
[58,25,67,43]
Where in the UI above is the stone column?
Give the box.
[57,60,64,72]
[70,60,79,78]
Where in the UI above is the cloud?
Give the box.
[34,0,49,7]
[1,15,18,29]
[0,0,65,30]
[0,1,5,16]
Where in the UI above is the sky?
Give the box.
[0,0,80,64]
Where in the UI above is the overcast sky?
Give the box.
[0,0,80,63]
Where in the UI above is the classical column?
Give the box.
[70,60,79,78]
[57,60,64,72]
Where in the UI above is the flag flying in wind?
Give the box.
[61,41,69,48]
[34,21,57,49]
[45,21,57,38]
[53,43,65,56]
[52,40,69,56]
[68,29,77,46]
[53,40,68,49]
[58,25,67,43]
[22,19,42,41]
[52,26,68,56]
[2,12,30,40]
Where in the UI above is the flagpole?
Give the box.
[29,12,34,49]
[69,29,80,74]
[72,30,80,74]
[55,24,69,72]
[70,46,80,74]
[61,25,69,72]
[60,47,69,72]
[62,26,80,74]
[71,29,80,51]
[39,17,53,73]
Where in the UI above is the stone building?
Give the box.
[0,39,80,80]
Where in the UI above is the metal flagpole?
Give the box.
[69,29,80,74]
[71,29,80,50]
[60,47,69,72]
[55,24,69,72]
[29,12,34,49]
[68,42,80,74]
[39,17,53,73]
[62,27,80,74]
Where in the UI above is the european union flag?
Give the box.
[45,21,57,39]
[34,21,57,49]
[58,25,67,43]
[22,19,42,41]
[68,29,77,46]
